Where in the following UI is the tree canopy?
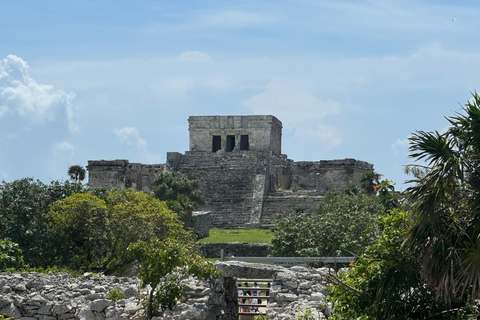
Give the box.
[271,190,385,258]
[67,165,86,182]
[406,91,480,304]
[152,171,204,222]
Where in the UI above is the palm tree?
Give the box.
[68,165,86,182]
[406,92,480,304]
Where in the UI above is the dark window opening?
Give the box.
[240,135,249,150]
[212,135,221,152]
[226,135,235,152]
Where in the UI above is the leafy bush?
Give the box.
[328,210,479,319]
[0,238,24,270]
[296,309,315,320]
[271,191,384,257]
[47,188,194,273]
[129,239,219,319]
[0,178,87,267]
[107,288,125,301]
[104,188,191,273]
[152,172,204,222]
[48,192,108,270]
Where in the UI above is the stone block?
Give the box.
[78,310,95,320]
[2,303,22,319]
[52,304,72,315]
[90,299,112,313]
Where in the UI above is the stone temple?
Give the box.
[87,115,373,228]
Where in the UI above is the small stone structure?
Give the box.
[0,261,333,320]
[186,211,211,239]
[88,115,373,228]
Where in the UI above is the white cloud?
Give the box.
[244,81,342,126]
[244,81,344,150]
[114,127,147,149]
[113,127,160,163]
[52,141,75,157]
[390,137,409,155]
[0,55,79,132]
[179,51,212,62]
[299,125,343,149]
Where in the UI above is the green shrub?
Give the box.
[0,238,24,271]
[107,288,125,301]
[296,309,315,320]
[272,191,384,258]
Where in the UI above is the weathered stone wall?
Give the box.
[2,261,334,320]
[87,160,164,192]
[0,272,230,320]
[188,116,282,156]
[186,211,211,239]
[261,192,324,225]
[293,159,373,192]
[200,243,271,259]
[166,151,276,228]
[87,160,128,189]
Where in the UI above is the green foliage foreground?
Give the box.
[328,210,478,319]
[324,93,480,319]
[407,92,480,304]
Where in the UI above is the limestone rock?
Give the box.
[52,304,73,315]
[1,302,22,319]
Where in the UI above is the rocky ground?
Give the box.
[0,271,143,320]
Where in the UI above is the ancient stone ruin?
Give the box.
[88,115,373,228]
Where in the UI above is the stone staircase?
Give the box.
[173,151,269,227]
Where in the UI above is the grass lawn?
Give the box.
[199,228,273,244]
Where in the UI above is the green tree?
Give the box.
[152,172,204,222]
[129,238,218,319]
[0,178,87,267]
[271,191,384,257]
[67,165,86,182]
[48,192,108,270]
[46,187,196,273]
[328,210,478,319]
[0,239,24,271]
[407,92,480,304]
[103,188,191,273]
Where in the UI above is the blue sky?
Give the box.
[2,0,480,189]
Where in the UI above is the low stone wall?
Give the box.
[200,243,271,259]
[1,261,333,320]
[0,272,227,320]
[261,192,324,225]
